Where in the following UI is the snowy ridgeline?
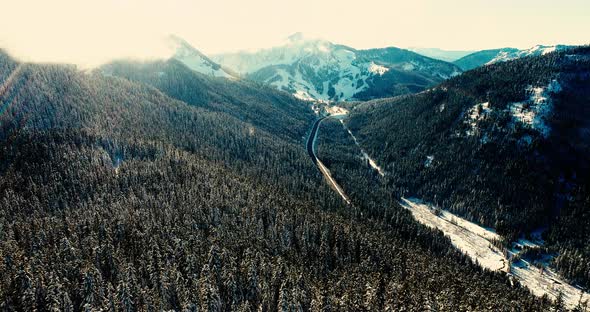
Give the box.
[486,45,561,66]
[169,35,235,79]
[400,198,589,309]
[211,34,460,102]
[279,57,389,103]
[216,38,382,102]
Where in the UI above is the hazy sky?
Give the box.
[1,0,588,66]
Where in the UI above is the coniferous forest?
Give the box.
[346,46,590,290]
[0,46,570,311]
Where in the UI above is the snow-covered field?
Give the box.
[326,106,349,116]
[401,198,590,309]
[401,198,505,271]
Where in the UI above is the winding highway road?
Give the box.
[307,117,351,205]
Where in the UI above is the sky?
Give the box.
[0,0,588,67]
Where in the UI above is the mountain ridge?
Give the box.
[454,44,572,70]
[345,46,590,288]
[168,35,239,78]
[211,36,462,102]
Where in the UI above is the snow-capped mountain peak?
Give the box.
[212,37,462,102]
[167,35,236,78]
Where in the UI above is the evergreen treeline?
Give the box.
[0,49,555,310]
[346,46,590,287]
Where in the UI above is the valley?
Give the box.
[400,198,589,309]
[313,104,590,309]
[307,116,351,204]
[0,5,588,308]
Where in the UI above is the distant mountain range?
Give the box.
[454,45,571,70]
[165,34,574,102]
[210,34,462,102]
[406,47,474,62]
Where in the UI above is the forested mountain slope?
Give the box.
[101,59,312,141]
[346,46,590,287]
[0,49,554,310]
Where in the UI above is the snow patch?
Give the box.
[176,54,231,78]
[542,46,557,55]
[401,63,415,71]
[293,90,316,102]
[508,80,561,138]
[368,62,389,76]
[401,198,504,271]
[326,106,349,116]
[401,198,590,309]
[465,102,490,136]
[424,155,434,167]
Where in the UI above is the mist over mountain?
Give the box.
[167,35,238,79]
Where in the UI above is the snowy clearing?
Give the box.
[508,80,561,138]
[368,62,389,76]
[401,198,589,309]
[465,102,490,136]
[293,90,316,102]
[326,105,349,116]
[401,198,505,271]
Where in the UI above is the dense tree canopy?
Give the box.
[346,46,590,288]
[0,50,555,310]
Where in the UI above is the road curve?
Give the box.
[307,117,351,205]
